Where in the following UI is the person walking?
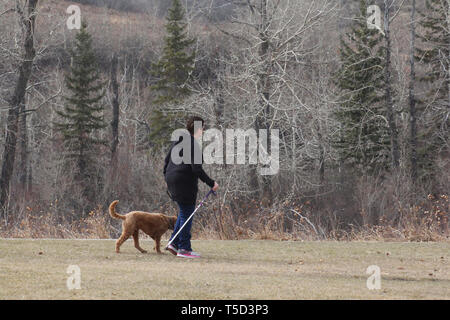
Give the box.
[163,116,219,258]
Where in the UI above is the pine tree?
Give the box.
[415,0,450,179]
[54,21,107,209]
[334,0,390,174]
[149,0,196,147]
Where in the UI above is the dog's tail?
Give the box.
[109,200,126,220]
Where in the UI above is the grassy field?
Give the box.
[0,239,449,299]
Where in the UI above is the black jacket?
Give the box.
[164,133,215,205]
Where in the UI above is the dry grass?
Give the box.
[0,206,115,239]
[0,196,448,242]
[0,239,449,299]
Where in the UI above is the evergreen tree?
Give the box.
[149,0,196,147]
[415,0,450,179]
[333,0,390,174]
[54,21,107,209]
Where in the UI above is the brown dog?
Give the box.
[109,200,177,254]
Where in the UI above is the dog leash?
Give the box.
[167,189,216,248]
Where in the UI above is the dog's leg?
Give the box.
[133,231,147,253]
[155,235,162,254]
[151,236,156,251]
[115,232,131,253]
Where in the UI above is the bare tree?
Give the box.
[18,94,29,193]
[383,0,404,169]
[409,0,418,183]
[207,0,337,204]
[0,0,38,216]
[110,53,120,169]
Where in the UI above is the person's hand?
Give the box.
[212,182,219,192]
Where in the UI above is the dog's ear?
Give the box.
[164,215,173,230]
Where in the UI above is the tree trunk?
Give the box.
[110,54,120,169]
[19,102,28,193]
[27,153,32,194]
[384,0,400,169]
[318,131,325,185]
[106,53,120,202]
[447,2,450,129]
[409,0,418,183]
[256,0,273,205]
[0,0,38,216]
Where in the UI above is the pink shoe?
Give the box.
[177,249,201,258]
[165,244,178,256]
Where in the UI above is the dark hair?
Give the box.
[186,116,205,135]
